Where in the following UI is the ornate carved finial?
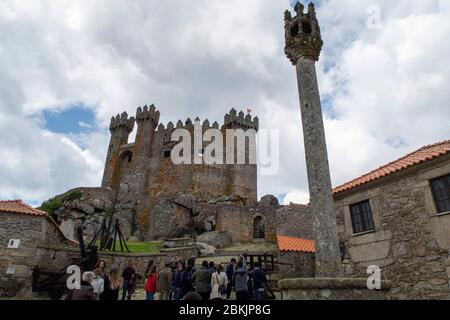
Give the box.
[285,1,323,64]
[294,2,304,15]
[176,120,183,128]
[167,121,174,130]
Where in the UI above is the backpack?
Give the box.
[181,269,193,292]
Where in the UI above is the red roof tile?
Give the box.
[277,235,316,253]
[333,140,450,195]
[0,200,77,244]
[0,200,47,216]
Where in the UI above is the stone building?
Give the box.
[101,106,258,240]
[0,200,77,296]
[279,140,450,300]
[334,140,450,299]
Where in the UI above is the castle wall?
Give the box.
[101,107,259,240]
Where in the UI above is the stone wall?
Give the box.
[0,213,76,297]
[278,278,391,300]
[276,204,313,239]
[335,157,450,300]
[279,252,315,279]
[215,205,277,243]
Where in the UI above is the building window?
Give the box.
[163,150,171,159]
[430,174,450,214]
[350,200,375,234]
[253,216,265,239]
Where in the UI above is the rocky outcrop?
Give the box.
[54,188,115,239]
[197,231,232,249]
[258,195,280,207]
[196,242,217,257]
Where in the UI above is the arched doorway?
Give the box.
[112,150,133,191]
[253,216,265,239]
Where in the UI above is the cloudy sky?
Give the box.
[0,0,449,206]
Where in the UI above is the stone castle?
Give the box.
[101,105,259,240]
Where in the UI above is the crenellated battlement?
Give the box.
[285,1,322,63]
[136,104,160,126]
[113,106,259,135]
[109,112,135,133]
[223,108,259,131]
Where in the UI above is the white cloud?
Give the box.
[283,191,310,206]
[0,0,449,205]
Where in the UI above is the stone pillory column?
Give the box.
[284,2,342,277]
[102,112,135,189]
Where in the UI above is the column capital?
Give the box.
[284,2,323,64]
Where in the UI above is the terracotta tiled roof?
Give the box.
[0,200,48,216]
[0,200,77,244]
[333,140,450,195]
[277,235,316,253]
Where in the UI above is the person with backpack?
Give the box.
[180,261,195,297]
[210,264,228,300]
[233,261,249,301]
[144,265,157,300]
[193,261,212,301]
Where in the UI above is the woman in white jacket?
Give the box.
[210,264,228,300]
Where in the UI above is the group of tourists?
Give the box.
[69,256,268,301]
[164,256,269,301]
[69,260,123,301]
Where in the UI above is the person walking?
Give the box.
[252,262,267,301]
[226,258,236,299]
[233,261,249,301]
[71,271,98,300]
[157,263,173,300]
[144,265,158,300]
[100,268,122,301]
[210,264,228,300]
[121,259,137,300]
[193,261,212,301]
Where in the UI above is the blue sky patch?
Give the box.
[43,105,97,134]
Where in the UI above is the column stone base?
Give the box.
[278,278,392,300]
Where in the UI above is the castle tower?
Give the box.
[101,112,135,189]
[285,2,342,277]
[132,105,160,200]
[223,108,259,203]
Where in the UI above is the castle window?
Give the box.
[431,174,450,214]
[290,24,299,37]
[163,150,171,159]
[127,153,133,163]
[302,22,312,34]
[350,200,375,234]
[253,216,265,239]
